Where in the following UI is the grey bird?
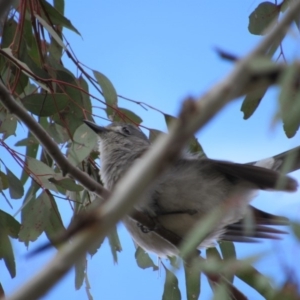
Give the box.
[83,120,300,257]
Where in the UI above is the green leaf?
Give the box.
[26,156,63,192]
[19,191,52,243]
[219,241,236,283]
[75,256,86,290]
[68,123,98,166]
[188,136,206,157]
[93,70,118,118]
[162,264,181,300]
[279,63,300,138]
[1,18,18,48]
[22,94,69,116]
[54,0,65,14]
[0,210,21,238]
[149,128,165,143]
[39,0,80,35]
[248,2,280,35]
[5,167,24,199]
[241,87,268,119]
[0,114,17,140]
[135,246,158,271]
[164,114,176,130]
[48,178,83,192]
[206,247,222,261]
[77,76,92,119]
[51,70,88,136]
[44,193,66,244]
[47,122,70,144]
[112,107,143,124]
[20,132,39,185]
[184,260,201,300]
[107,227,122,264]
[235,265,274,299]
[35,15,65,50]
[212,284,230,300]
[291,222,300,240]
[15,137,38,147]
[0,172,9,190]
[0,231,16,278]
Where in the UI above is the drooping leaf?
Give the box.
[149,128,165,143]
[19,191,52,243]
[47,122,70,144]
[77,76,92,120]
[26,156,63,192]
[52,70,88,135]
[162,264,181,300]
[93,70,118,118]
[291,222,300,240]
[20,132,39,185]
[248,2,280,35]
[212,284,230,300]
[68,123,98,166]
[235,265,274,299]
[107,227,122,264]
[279,63,300,138]
[54,0,65,14]
[241,87,268,119]
[48,178,83,192]
[22,94,69,117]
[39,0,81,35]
[1,18,18,48]
[0,231,16,278]
[184,259,201,300]
[5,167,24,200]
[218,241,236,283]
[0,172,9,190]
[0,210,21,238]
[0,114,17,140]
[75,256,86,290]
[35,15,65,50]
[44,193,66,244]
[135,246,158,271]
[164,113,176,130]
[112,107,143,124]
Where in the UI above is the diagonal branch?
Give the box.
[2,1,300,299]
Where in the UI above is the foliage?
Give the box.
[0,0,300,299]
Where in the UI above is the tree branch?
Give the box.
[2,1,300,299]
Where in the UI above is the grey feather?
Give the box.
[84,120,299,257]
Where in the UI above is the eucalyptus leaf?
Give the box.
[19,191,52,243]
[0,231,16,278]
[68,124,98,166]
[5,167,24,199]
[26,157,63,192]
[93,70,118,118]
[162,265,181,300]
[107,227,122,264]
[135,246,158,271]
[39,0,80,35]
[248,2,279,35]
[22,94,69,116]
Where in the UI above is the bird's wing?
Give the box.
[210,159,297,191]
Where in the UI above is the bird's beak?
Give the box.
[83,120,108,134]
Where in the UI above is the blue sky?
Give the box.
[1,0,300,299]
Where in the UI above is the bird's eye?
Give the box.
[122,126,130,135]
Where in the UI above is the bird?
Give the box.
[83,120,300,257]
